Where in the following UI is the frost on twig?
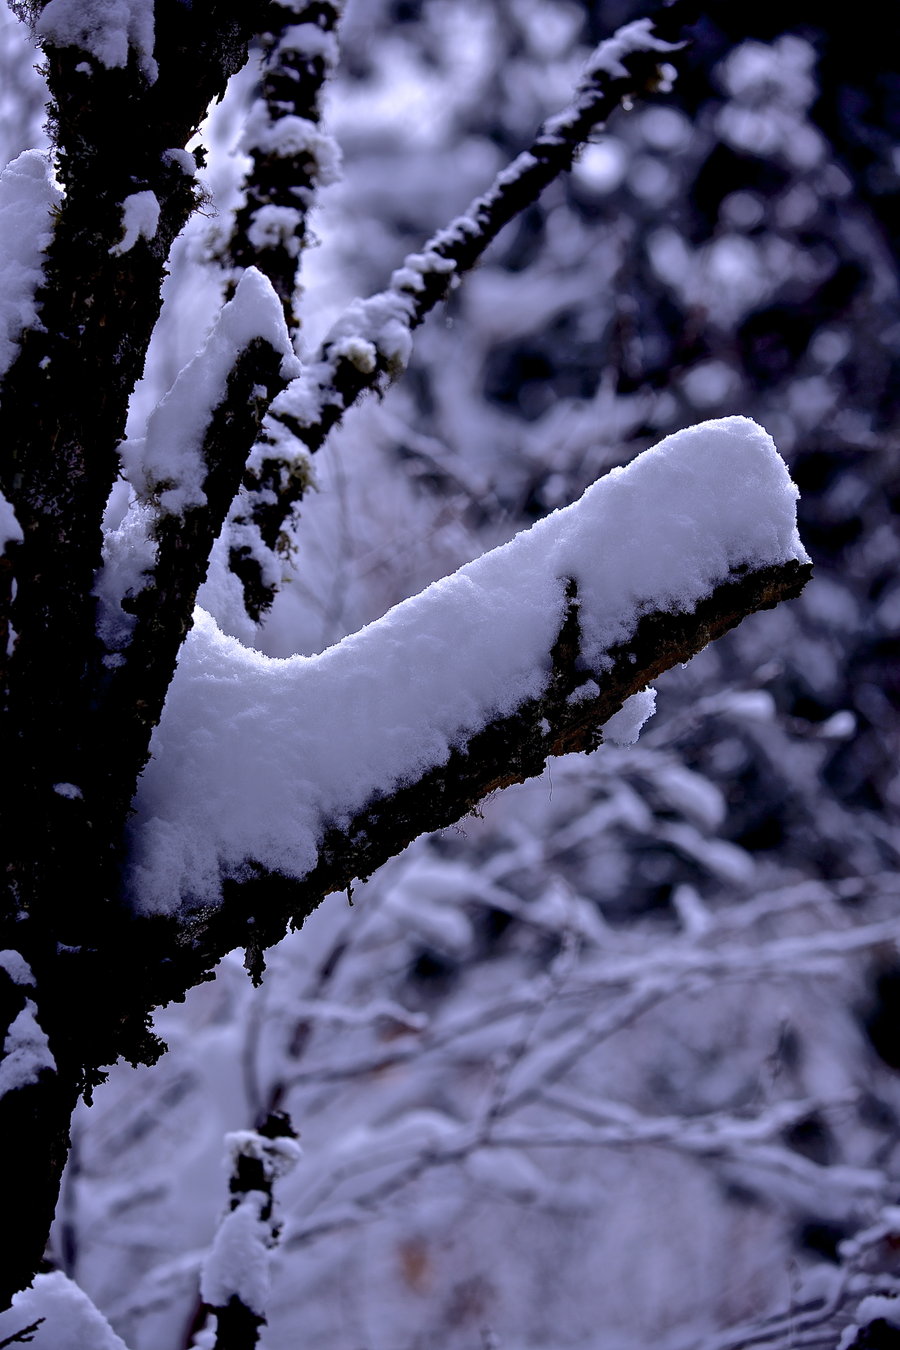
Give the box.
[228,4,696,619]
[125,416,810,989]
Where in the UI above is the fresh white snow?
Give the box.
[602,687,657,745]
[128,417,807,914]
[37,0,157,81]
[0,152,61,382]
[0,950,35,987]
[246,205,304,258]
[109,190,160,256]
[120,268,300,515]
[200,1192,272,1315]
[278,23,340,65]
[855,1295,900,1329]
[268,247,459,429]
[0,950,50,1099]
[200,1129,302,1314]
[223,1128,303,1177]
[0,999,55,1094]
[585,17,679,80]
[96,270,300,649]
[0,1272,130,1350]
[95,486,158,651]
[241,105,343,191]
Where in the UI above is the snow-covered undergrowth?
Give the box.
[129,415,806,913]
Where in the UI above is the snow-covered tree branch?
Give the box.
[231,3,693,617]
[129,416,809,999]
[12,0,898,1343]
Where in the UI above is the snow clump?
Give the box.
[37,0,157,81]
[0,152,61,381]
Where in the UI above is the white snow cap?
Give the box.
[586,17,679,80]
[129,417,807,914]
[121,268,300,514]
[37,0,158,81]
[0,152,61,383]
[224,1128,303,1179]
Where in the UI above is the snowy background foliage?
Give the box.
[1,1,899,1347]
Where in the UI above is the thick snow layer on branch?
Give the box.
[200,1129,301,1312]
[0,949,55,1095]
[0,152,61,383]
[37,0,157,81]
[246,205,304,258]
[200,1193,271,1314]
[0,1271,129,1349]
[120,268,300,514]
[129,417,807,914]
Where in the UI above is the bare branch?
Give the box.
[0,1319,46,1348]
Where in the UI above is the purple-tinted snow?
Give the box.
[0,151,60,381]
[127,416,807,914]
